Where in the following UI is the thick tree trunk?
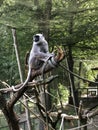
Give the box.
[0,93,20,130]
[4,107,20,130]
[68,45,79,107]
[67,11,79,107]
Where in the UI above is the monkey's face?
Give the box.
[33,34,45,43]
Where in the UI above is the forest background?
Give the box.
[0,0,98,130]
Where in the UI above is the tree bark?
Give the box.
[67,10,79,107]
[0,93,20,130]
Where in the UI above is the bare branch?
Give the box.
[0,75,58,93]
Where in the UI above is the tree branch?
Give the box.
[0,75,58,93]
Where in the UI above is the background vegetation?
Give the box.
[0,0,98,129]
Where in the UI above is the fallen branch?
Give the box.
[49,112,78,120]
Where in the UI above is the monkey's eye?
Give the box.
[34,35,39,42]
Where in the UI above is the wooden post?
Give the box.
[12,28,32,130]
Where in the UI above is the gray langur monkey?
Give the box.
[12,33,54,92]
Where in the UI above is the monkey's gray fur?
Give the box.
[12,34,53,92]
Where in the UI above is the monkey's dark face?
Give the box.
[33,34,45,43]
[34,35,39,42]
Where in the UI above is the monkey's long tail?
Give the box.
[12,66,31,92]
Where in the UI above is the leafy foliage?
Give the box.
[0,0,98,129]
[0,0,97,95]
